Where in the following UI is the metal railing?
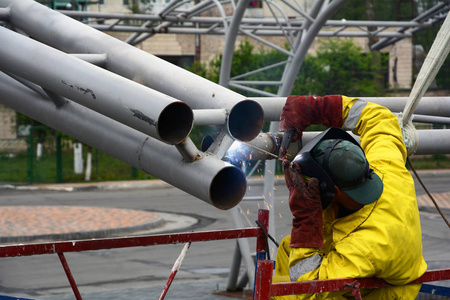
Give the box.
[254,260,450,300]
[0,210,270,300]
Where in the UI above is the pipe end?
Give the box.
[158,102,193,144]
[228,100,264,142]
[210,166,247,210]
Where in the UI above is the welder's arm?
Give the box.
[279,95,343,141]
[282,160,323,249]
[341,96,408,168]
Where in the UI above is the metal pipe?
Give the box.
[71,53,107,67]
[218,0,250,87]
[249,97,450,121]
[0,71,247,210]
[57,253,82,300]
[57,12,432,28]
[416,129,450,155]
[0,26,193,145]
[0,7,9,19]
[3,0,263,142]
[412,114,450,125]
[193,109,227,126]
[277,0,348,96]
[228,130,450,160]
[175,137,202,162]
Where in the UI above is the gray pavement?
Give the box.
[0,170,449,299]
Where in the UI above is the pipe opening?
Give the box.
[158,102,193,144]
[228,100,264,142]
[210,166,247,210]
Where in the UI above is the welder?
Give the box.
[273,95,427,299]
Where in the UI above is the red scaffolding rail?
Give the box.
[0,210,270,300]
[1,208,449,300]
[254,259,450,300]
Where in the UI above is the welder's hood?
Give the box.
[293,127,383,209]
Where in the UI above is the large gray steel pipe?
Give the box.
[0,26,193,145]
[1,0,263,142]
[0,71,246,210]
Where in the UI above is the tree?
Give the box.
[188,38,386,97]
[293,38,387,96]
[334,0,449,89]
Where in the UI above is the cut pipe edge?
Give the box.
[210,165,247,210]
[158,101,193,144]
[193,100,264,142]
[228,99,264,142]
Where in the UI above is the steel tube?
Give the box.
[250,97,450,121]
[232,130,450,160]
[71,53,107,67]
[218,0,250,87]
[277,0,347,96]
[416,129,450,155]
[193,109,227,126]
[2,0,263,142]
[57,253,82,300]
[0,71,246,210]
[0,26,193,145]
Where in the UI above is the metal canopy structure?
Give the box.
[58,0,450,97]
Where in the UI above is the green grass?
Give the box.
[1,150,449,185]
[407,155,450,170]
[0,149,156,184]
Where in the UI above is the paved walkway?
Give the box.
[1,170,449,244]
[0,205,163,243]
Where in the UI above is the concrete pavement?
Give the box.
[0,170,449,299]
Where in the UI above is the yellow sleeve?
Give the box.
[341,96,407,171]
[272,235,375,300]
[341,95,359,122]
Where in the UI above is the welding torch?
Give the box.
[278,129,297,161]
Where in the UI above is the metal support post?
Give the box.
[219,0,251,87]
[229,207,256,287]
[227,241,243,291]
[254,260,274,300]
[57,252,82,300]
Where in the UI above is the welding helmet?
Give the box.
[293,127,383,209]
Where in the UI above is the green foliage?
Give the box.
[293,38,387,96]
[188,38,387,97]
[187,39,288,95]
[333,0,450,89]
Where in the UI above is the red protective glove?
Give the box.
[280,95,343,141]
[283,160,324,248]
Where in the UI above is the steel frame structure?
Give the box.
[58,0,450,97]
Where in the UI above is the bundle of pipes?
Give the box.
[0,0,264,210]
